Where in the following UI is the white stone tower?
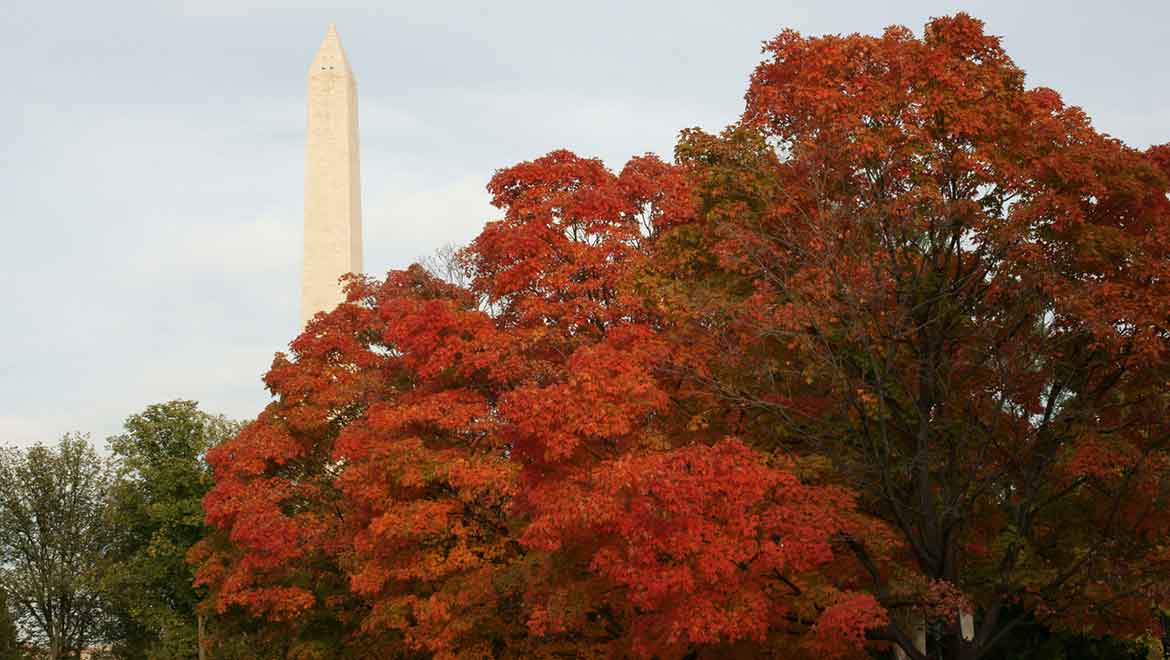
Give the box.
[302,24,363,326]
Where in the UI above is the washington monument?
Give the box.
[302,24,363,326]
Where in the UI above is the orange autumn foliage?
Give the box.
[194,13,1170,660]
[649,11,1170,659]
[193,149,885,658]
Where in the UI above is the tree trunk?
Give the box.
[894,613,927,660]
[960,611,974,641]
[197,612,207,660]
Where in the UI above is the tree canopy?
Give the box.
[0,434,115,659]
[102,400,239,660]
[193,14,1170,660]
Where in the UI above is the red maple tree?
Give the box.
[194,149,886,658]
[644,12,1170,659]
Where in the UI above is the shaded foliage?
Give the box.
[0,588,21,658]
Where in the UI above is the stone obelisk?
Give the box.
[302,24,363,326]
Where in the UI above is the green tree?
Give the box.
[0,434,115,659]
[101,400,238,660]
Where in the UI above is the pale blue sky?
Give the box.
[2,1,1167,446]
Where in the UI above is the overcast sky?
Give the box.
[2,0,1167,448]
